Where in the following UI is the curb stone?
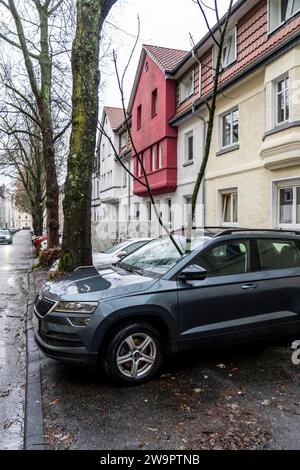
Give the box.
[24,268,45,450]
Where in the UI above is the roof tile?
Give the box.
[143,44,188,71]
[104,107,126,130]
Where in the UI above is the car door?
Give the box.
[177,239,260,347]
[254,238,300,337]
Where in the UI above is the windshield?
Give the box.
[103,241,130,254]
[0,230,9,236]
[120,235,209,275]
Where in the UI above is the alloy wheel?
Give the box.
[116,333,157,379]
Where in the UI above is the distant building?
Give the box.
[14,206,32,230]
[0,185,14,228]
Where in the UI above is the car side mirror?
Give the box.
[116,251,127,259]
[178,264,207,281]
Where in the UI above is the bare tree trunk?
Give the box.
[37,3,59,246]
[61,0,117,270]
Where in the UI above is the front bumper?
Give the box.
[32,307,98,367]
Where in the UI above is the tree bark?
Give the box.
[61,0,117,270]
[37,3,59,246]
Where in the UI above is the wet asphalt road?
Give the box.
[0,230,32,450]
[32,277,300,450]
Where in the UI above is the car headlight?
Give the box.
[5,235,10,240]
[55,301,98,314]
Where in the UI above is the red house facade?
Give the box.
[128,45,187,196]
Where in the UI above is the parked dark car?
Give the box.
[32,229,300,385]
[0,229,13,244]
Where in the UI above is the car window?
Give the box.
[194,240,250,276]
[123,240,148,255]
[120,235,209,275]
[257,239,300,270]
[104,241,129,254]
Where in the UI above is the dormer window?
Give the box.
[268,0,300,33]
[213,27,237,72]
[179,71,194,103]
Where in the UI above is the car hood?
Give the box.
[40,266,157,302]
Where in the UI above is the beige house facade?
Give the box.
[205,45,300,231]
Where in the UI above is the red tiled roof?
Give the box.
[143,45,188,72]
[104,106,126,130]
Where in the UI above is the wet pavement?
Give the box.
[0,230,32,450]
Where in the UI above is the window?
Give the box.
[134,202,140,221]
[214,28,237,71]
[277,185,300,226]
[137,153,144,177]
[166,199,172,225]
[184,196,192,226]
[257,239,300,270]
[213,28,237,74]
[158,143,163,168]
[124,240,148,256]
[122,166,128,188]
[120,131,127,149]
[275,75,289,124]
[179,71,194,103]
[151,145,157,171]
[147,201,152,222]
[151,89,158,117]
[137,104,142,129]
[268,0,300,32]
[194,241,249,276]
[185,131,194,161]
[220,190,238,225]
[220,107,239,148]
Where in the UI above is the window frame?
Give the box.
[218,188,239,227]
[268,0,300,34]
[212,27,237,74]
[178,70,195,104]
[158,142,163,169]
[151,88,158,117]
[137,104,142,130]
[185,130,194,162]
[191,239,251,278]
[256,237,300,272]
[219,107,239,150]
[274,73,290,126]
[275,180,300,229]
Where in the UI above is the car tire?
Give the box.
[103,322,165,386]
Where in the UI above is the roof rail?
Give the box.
[213,228,300,237]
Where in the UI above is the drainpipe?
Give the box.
[191,102,207,229]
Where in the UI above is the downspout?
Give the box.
[191,48,207,229]
[191,102,207,229]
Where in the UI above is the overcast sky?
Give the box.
[101,0,231,108]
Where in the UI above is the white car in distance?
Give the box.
[49,238,152,278]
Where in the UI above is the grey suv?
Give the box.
[33,229,300,385]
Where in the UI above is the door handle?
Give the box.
[242,284,257,290]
